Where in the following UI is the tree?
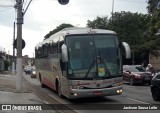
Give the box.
[147,0,160,36]
[87,16,109,29]
[44,23,74,40]
[4,60,9,71]
[146,0,160,56]
[87,12,150,64]
[87,12,150,52]
[109,12,151,64]
[108,11,150,51]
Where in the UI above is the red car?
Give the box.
[123,65,152,85]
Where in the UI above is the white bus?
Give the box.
[35,27,131,99]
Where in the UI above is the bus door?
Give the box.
[60,69,70,96]
[59,41,70,97]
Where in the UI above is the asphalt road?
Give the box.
[23,73,160,113]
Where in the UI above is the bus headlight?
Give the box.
[74,93,78,96]
[70,93,78,96]
[117,89,123,93]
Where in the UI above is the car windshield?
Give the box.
[32,66,36,71]
[66,34,122,79]
[26,66,32,70]
[130,66,146,72]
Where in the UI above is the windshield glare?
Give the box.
[66,34,121,79]
[130,66,146,72]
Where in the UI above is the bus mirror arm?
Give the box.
[121,42,131,59]
[61,44,68,62]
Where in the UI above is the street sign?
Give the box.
[13,39,26,49]
[58,0,69,5]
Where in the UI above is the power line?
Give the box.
[23,0,29,9]
[0,0,15,8]
[0,7,13,12]
[0,4,13,7]
[0,0,14,4]
[23,0,33,16]
[118,0,146,3]
[11,0,16,2]
[10,0,16,4]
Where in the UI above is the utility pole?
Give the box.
[12,22,15,75]
[13,0,69,92]
[112,0,114,21]
[15,0,23,91]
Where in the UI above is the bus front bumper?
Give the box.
[68,86,123,99]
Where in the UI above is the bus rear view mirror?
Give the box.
[61,44,68,62]
[122,42,131,59]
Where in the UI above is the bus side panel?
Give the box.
[36,59,56,90]
[41,70,55,90]
[50,58,70,97]
[60,73,70,98]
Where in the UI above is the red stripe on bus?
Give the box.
[43,77,55,90]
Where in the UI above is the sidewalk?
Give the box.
[0,71,56,113]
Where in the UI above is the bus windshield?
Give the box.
[66,34,122,79]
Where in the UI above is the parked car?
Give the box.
[31,66,36,78]
[151,72,160,101]
[24,65,32,74]
[123,65,152,85]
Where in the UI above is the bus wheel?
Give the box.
[40,81,46,88]
[39,75,46,88]
[57,83,63,98]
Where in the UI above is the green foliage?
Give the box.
[44,23,74,40]
[87,16,109,29]
[145,0,160,55]
[147,0,160,36]
[4,60,9,71]
[87,11,150,53]
[109,12,150,50]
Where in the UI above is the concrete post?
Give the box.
[16,0,23,91]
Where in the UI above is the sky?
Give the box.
[0,0,148,58]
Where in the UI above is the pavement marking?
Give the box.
[48,94,64,103]
[127,97,151,104]
[0,74,16,77]
[43,100,49,104]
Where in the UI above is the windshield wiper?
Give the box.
[97,53,112,78]
[84,56,112,78]
[84,60,95,78]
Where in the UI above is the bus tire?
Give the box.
[56,81,63,98]
[41,81,46,88]
[39,74,46,88]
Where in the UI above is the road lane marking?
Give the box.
[43,100,49,104]
[127,97,151,104]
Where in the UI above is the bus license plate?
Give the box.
[93,91,103,96]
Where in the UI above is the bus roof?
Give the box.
[60,27,116,34]
[35,27,117,49]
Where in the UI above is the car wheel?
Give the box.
[148,81,151,85]
[152,87,160,101]
[129,78,134,86]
